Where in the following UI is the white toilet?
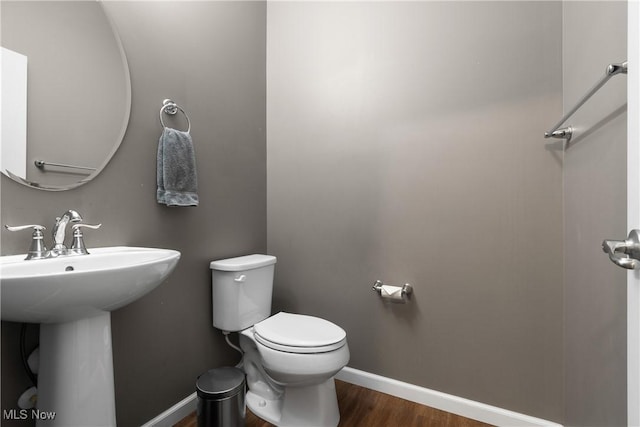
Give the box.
[210,254,350,427]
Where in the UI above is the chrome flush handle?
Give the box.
[602,229,640,270]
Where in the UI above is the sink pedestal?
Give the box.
[37,312,116,426]
[1,246,182,425]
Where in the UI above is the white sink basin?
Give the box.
[0,246,180,427]
[0,246,180,323]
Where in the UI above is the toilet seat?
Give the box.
[254,312,347,354]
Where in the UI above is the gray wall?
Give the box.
[563,2,628,426]
[266,1,564,421]
[0,2,266,426]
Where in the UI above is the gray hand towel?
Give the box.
[157,127,199,207]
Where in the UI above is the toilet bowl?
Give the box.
[210,255,350,427]
[240,312,349,426]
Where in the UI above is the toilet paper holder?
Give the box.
[371,280,413,301]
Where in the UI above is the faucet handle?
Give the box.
[71,223,102,231]
[70,223,102,255]
[4,224,48,260]
[5,224,46,232]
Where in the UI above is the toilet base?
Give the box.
[247,378,340,427]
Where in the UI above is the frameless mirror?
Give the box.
[0,1,131,191]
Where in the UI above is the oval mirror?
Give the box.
[0,1,131,191]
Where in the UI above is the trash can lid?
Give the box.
[196,367,245,400]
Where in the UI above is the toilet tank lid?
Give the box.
[210,254,277,271]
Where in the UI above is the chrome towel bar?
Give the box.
[34,160,96,171]
[545,61,627,140]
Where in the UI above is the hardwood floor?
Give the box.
[174,380,493,427]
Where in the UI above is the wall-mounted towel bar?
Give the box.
[159,99,191,133]
[545,61,627,140]
[34,160,96,172]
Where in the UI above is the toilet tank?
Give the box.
[210,254,277,332]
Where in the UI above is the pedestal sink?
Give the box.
[0,246,181,426]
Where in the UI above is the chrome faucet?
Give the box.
[5,210,102,260]
[50,210,83,256]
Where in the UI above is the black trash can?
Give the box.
[196,367,246,427]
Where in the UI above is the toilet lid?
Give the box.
[254,312,347,354]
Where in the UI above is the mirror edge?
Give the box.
[3,0,132,192]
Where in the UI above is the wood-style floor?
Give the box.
[174,380,493,427]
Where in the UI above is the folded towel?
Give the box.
[157,127,199,207]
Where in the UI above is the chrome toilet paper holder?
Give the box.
[371,280,413,300]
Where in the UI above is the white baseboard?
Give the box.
[140,392,197,427]
[336,367,563,427]
[142,366,563,427]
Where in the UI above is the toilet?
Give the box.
[210,254,350,427]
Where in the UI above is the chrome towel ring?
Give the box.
[159,99,191,133]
